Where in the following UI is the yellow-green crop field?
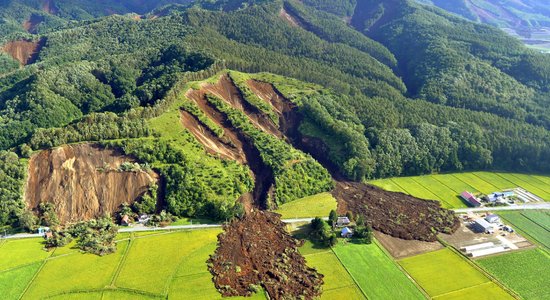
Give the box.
[370,172,550,208]
[398,248,513,299]
[276,192,337,219]
[0,229,271,300]
[499,211,550,249]
[299,241,365,300]
[477,248,550,300]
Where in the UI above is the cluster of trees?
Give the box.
[309,217,337,247]
[0,151,26,228]
[103,138,253,221]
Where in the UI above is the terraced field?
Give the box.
[332,242,425,300]
[500,211,550,249]
[477,249,550,300]
[0,229,274,300]
[398,248,513,299]
[370,172,550,208]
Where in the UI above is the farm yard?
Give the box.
[477,248,550,300]
[398,248,514,299]
[370,172,550,208]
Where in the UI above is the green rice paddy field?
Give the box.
[398,248,514,300]
[499,211,550,249]
[477,248,550,300]
[370,172,550,208]
[276,192,337,219]
[0,229,270,300]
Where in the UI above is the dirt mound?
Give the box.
[1,38,45,65]
[333,181,459,242]
[208,211,323,299]
[25,143,158,223]
[23,14,44,34]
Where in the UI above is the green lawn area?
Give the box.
[332,242,425,300]
[275,192,337,219]
[500,212,550,249]
[370,172,550,208]
[0,263,41,300]
[477,249,550,300]
[299,241,365,300]
[398,248,513,299]
[0,238,51,271]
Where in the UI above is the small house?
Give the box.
[336,217,351,227]
[473,218,494,234]
[485,214,500,224]
[461,191,482,207]
[341,227,353,238]
[138,214,150,225]
[38,227,50,235]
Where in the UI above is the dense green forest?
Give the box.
[1,0,550,226]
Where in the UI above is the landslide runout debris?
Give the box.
[208,211,323,299]
[333,181,460,242]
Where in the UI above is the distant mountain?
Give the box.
[416,0,550,51]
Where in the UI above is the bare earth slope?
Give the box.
[25,143,158,223]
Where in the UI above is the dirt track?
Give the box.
[208,211,323,300]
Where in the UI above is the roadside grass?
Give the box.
[477,249,550,300]
[332,242,425,300]
[370,172,550,208]
[275,192,337,219]
[398,248,512,298]
[499,212,550,249]
[23,241,130,299]
[115,229,221,295]
[300,242,365,300]
[0,263,41,299]
[0,238,50,271]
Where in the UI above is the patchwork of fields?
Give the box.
[370,172,550,208]
[398,248,514,299]
[0,229,271,300]
[478,249,550,300]
[499,211,550,249]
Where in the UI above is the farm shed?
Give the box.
[461,191,481,207]
[473,218,494,234]
[461,242,495,252]
[336,217,351,227]
[469,246,508,258]
[485,214,500,223]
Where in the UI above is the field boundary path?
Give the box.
[454,203,550,213]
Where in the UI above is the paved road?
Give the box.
[2,206,548,240]
[453,202,550,213]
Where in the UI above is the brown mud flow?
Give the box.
[1,38,45,65]
[25,143,158,223]
[208,211,323,300]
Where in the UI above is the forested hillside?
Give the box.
[1,0,550,228]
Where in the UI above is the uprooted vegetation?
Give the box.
[208,211,323,299]
[25,143,159,224]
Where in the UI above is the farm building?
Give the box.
[336,217,351,227]
[461,191,482,207]
[487,191,514,202]
[341,227,353,238]
[485,214,500,223]
[473,218,494,234]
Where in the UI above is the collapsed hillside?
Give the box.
[1,38,45,65]
[25,143,158,223]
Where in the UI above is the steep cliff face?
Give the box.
[25,143,158,223]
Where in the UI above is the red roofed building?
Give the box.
[461,191,481,207]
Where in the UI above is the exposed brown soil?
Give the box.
[41,0,58,14]
[1,38,45,65]
[25,143,158,223]
[334,181,460,242]
[23,14,44,34]
[374,231,444,259]
[279,8,302,28]
[208,211,323,299]
[180,110,245,163]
